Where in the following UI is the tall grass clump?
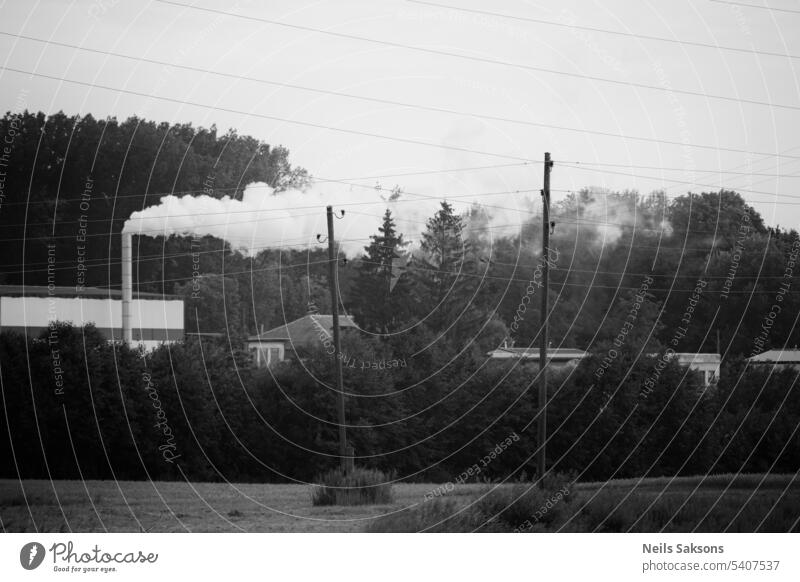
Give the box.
[365,498,485,532]
[366,473,575,532]
[311,467,395,506]
[568,486,800,532]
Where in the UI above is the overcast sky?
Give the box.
[1,0,799,237]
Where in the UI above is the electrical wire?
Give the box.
[154,0,800,111]
[407,0,800,60]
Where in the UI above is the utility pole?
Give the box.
[326,206,349,473]
[538,152,553,487]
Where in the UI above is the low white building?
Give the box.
[746,349,800,370]
[487,344,721,387]
[0,285,184,351]
[671,353,721,387]
[486,346,589,370]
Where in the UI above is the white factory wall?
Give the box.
[0,296,184,349]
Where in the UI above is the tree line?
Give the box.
[0,323,797,482]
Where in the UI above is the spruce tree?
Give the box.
[414,201,481,334]
[351,209,410,332]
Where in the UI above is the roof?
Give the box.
[747,349,800,364]
[247,314,358,346]
[487,347,589,361]
[0,285,179,300]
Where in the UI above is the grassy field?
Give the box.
[1,474,797,532]
[0,479,482,532]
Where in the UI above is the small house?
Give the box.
[246,314,358,368]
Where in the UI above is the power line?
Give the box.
[360,207,706,237]
[0,253,334,278]
[0,65,534,163]
[155,0,800,111]
[9,238,791,280]
[709,0,800,15]
[563,162,800,199]
[408,0,800,59]
[0,186,543,235]
[550,266,792,280]
[7,213,770,273]
[307,255,800,294]
[3,154,798,210]
[4,167,800,236]
[341,206,782,244]
[9,209,322,231]
[77,253,794,295]
[7,198,800,257]
[0,244,270,271]
[4,34,798,162]
[6,214,794,287]
[9,184,785,233]
[11,237,796,288]
[327,162,532,182]
[559,159,800,178]
[0,162,534,208]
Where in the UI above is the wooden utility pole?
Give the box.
[326,206,349,473]
[538,152,553,486]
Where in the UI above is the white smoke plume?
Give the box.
[123,181,538,256]
[556,187,673,248]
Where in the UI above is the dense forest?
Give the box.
[1,325,797,482]
[0,111,798,483]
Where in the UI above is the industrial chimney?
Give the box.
[121,232,133,344]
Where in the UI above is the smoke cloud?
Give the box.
[123,182,668,257]
[554,187,673,248]
[123,181,538,256]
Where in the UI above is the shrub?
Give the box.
[557,478,800,532]
[365,498,485,532]
[311,467,395,506]
[366,473,574,532]
[476,482,572,531]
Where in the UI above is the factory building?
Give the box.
[0,284,184,351]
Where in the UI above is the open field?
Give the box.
[0,479,481,533]
[1,474,798,533]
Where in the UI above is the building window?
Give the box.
[250,345,283,368]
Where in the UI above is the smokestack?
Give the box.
[121,232,132,344]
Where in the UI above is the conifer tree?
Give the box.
[351,209,410,332]
[414,201,481,335]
